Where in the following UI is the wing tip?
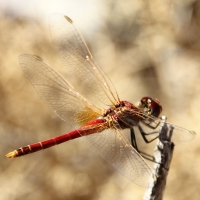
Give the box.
[64,16,73,24]
[191,131,196,136]
[33,55,43,61]
[18,54,43,64]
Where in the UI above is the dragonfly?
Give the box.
[6,14,195,187]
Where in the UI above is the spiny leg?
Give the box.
[138,124,159,143]
[130,128,155,162]
[141,118,161,129]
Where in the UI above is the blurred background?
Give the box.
[0,0,200,199]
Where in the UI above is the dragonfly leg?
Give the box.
[138,125,159,143]
[141,119,160,129]
[130,128,170,169]
[130,128,156,162]
[140,147,169,169]
[130,127,139,151]
[130,128,162,164]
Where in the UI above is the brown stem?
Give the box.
[144,116,175,200]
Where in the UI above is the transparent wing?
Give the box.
[19,54,102,128]
[83,127,152,187]
[165,122,196,142]
[49,14,120,107]
[19,54,152,186]
[139,115,196,142]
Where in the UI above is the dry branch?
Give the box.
[144,116,175,200]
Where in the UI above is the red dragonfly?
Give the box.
[6,14,195,187]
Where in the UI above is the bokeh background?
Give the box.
[0,0,200,199]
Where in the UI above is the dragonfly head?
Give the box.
[138,97,162,118]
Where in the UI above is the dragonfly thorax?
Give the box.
[103,99,162,130]
[102,100,141,129]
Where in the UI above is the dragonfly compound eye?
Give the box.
[150,99,162,118]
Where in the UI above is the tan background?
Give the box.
[0,0,200,199]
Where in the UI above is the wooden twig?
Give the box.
[144,116,175,200]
